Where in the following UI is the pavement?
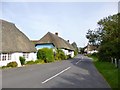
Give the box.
[2,54,110,88]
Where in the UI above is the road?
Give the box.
[2,54,110,88]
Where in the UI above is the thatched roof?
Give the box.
[0,19,36,53]
[34,32,75,51]
[87,44,99,51]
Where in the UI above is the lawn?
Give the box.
[88,55,118,89]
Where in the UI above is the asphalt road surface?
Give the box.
[2,54,110,88]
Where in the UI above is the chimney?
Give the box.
[55,32,58,36]
[67,40,69,43]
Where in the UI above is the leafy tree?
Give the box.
[71,42,78,55]
[97,13,120,61]
[86,29,100,45]
[86,13,120,65]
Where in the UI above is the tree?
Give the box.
[86,13,120,65]
[86,29,100,45]
[71,42,78,55]
[97,13,120,61]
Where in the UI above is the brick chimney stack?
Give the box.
[55,32,58,36]
[67,40,69,43]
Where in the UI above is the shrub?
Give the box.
[34,59,45,64]
[37,49,46,60]
[34,60,40,64]
[37,48,54,63]
[74,50,78,56]
[7,61,18,67]
[55,49,67,60]
[26,61,35,65]
[2,66,8,69]
[19,56,26,65]
[67,55,72,59]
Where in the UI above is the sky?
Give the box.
[0,1,118,47]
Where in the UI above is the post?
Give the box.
[111,57,114,64]
[118,59,120,68]
[115,58,117,68]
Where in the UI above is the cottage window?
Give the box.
[2,54,7,61]
[8,53,11,60]
[23,53,29,59]
[0,54,1,61]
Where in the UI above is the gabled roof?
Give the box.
[35,32,75,51]
[0,19,36,53]
[87,44,99,51]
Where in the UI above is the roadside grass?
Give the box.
[88,55,118,89]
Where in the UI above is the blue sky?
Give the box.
[1,1,118,47]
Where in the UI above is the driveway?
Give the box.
[2,54,110,88]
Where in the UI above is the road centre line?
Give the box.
[41,67,71,84]
[76,60,81,64]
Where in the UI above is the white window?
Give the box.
[23,53,29,59]
[0,53,1,61]
[2,54,7,61]
[8,53,11,60]
[1,53,12,61]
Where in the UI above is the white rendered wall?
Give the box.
[26,53,36,61]
[87,50,98,54]
[0,52,37,67]
[61,49,74,58]
[0,53,22,67]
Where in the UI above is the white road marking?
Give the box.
[76,60,81,64]
[81,56,83,59]
[41,67,71,84]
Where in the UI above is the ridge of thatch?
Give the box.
[36,32,75,51]
[0,19,36,53]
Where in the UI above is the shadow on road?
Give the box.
[51,54,111,88]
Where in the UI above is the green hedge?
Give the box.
[37,48,54,63]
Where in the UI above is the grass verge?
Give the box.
[88,55,118,89]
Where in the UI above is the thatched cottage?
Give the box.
[0,19,36,67]
[32,32,75,58]
[84,44,98,54]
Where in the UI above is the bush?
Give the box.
[34,59,44,64]
[67,55,72,59]
[55,49,67,60]
[37,48,54,63]
[26,61,35,65]
[7,61,18,67]
[37,49,46,60]
[34,60,41,64]
[98,45,111,62]
[74,50,78,56]
[2,66,8,69]
[19,56,26,65]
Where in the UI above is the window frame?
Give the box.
[23,53,29,59]
[2,53,7,61]
[8,53,11,60]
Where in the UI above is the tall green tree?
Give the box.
[71,42,78,55]
[97,13,120,61]
[86,13,120,63]
[86,29,100,45]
